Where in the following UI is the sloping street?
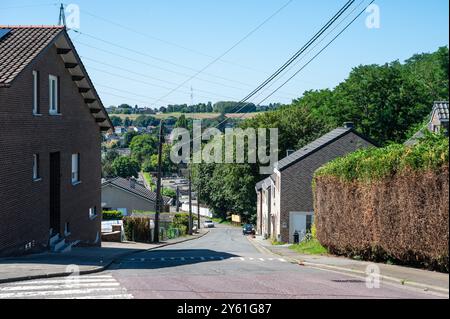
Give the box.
[105,225,442,299]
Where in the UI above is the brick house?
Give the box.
[256,124,375,243]
[0,26,112,256]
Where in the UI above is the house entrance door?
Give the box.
[49,152,61,235]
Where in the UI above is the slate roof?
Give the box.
[275,127,372,172]
[255,176,274,191]
[102,177,172,205]
[432,101,449,121]
[0,26,64,86]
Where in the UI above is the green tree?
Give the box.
[130,134,159,165]
[111,156,140,178]
[110,116,123,127]
[175,114,188,129]
[123,131,139,147]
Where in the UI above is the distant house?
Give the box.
[255,123,375,243]
[405,101,449,146]
[101,177,172,215]
[0,26,112,256]
[115,126,127,135]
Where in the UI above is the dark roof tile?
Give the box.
[0,26,64,86]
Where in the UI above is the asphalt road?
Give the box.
[0,226,443,299]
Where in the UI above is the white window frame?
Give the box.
[49,74,59,115]
[71,153,80,184]
[33,154,41,181]
[32,71,40,115]
[89,207,97,220]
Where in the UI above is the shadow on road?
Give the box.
[112,249,239,270]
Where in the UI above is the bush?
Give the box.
[315,133,449,182]
[102,210,123,220]
[123,216,152,242]
[172,213,198,230]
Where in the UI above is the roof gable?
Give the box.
[0,25,112,131]
[431,101,449,122]
[275,127,375,172]
[102,177,171,205]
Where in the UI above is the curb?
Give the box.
[247,236,449,296]
[0,230,210,285]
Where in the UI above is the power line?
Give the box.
[214,0,355,118]
[235,0,355,108]
[84,64,243,105]
[246,0,366,104]
[152,0,295,104]
[66,4,284,75]
[74,39,298,99]
[240,0,377,118]
[177,0,358,149]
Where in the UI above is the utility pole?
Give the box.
[154,120,164,243]
[176,185,180,212]
[197,167,201,231]
[188,169,193,235]
[58,3,66,27]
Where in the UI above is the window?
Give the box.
[32,71,40,114]
[49,74,59,114]
[33,154,40,181]
[89,207,97,220]
[71,153,80,184]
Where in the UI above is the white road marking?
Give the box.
[11,278,117,285]
[0,275,133,299]
[55,294,134,299]
[0,282,120,291]
[278,258,286,262]
[259,258,265,261]
[239,257,245,261]
[180,257,185,261]
[0,287,126,299]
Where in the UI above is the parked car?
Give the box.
[203,220,215,228]
[242,224,255,235]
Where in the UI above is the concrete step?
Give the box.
[58,240,81,254]
[49,233,60,247]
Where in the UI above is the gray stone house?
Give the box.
[101,177,172,215]
[406,101,449,146]
[256,123,375,243]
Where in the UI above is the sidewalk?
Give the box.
[0,230,209,284]
[248,236,449,296]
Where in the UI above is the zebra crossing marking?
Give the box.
[0,275,132,299]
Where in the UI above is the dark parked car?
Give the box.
[242,224,255,235]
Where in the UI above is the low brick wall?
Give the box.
[101,231,121,242]
[314,167,449,271]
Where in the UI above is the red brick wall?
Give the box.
[0,44,102,257]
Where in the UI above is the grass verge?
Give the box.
[289,239,328,255]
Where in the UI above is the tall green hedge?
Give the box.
[315,132,449,183]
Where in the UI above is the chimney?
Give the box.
[130,178,136,189]
[344,122,354,129]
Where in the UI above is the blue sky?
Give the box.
[1,0,448,109]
